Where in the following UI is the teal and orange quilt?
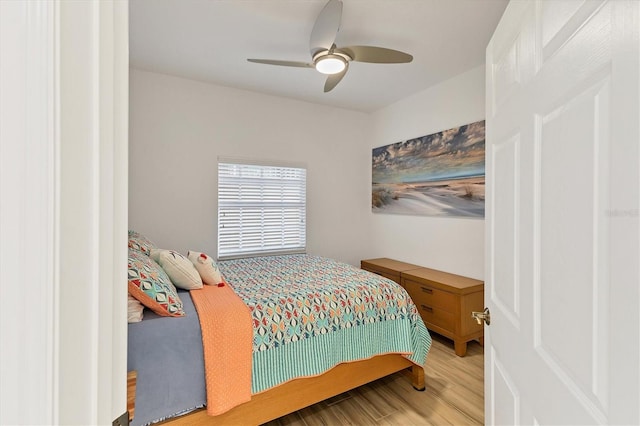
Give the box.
[218,254,432,394]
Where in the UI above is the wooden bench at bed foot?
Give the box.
[127,371,137,422]
[362,258,485,357]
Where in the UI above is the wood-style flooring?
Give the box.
[263,333,484,426]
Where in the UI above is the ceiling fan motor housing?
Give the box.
[312,50,351,74]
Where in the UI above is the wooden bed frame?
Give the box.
[162,354,425,426]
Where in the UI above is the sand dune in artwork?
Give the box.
[372,176,484,217]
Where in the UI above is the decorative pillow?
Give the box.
[127,292,144,323]
[128,230,156,256]
[150,249,203,290]
[128,249,185,317]
[187,251,223,285]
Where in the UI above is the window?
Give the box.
[217,159,306,259]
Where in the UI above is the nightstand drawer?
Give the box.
[403,279,457,312]
[416,304,456,331]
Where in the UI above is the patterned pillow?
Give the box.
[128,230,156,256]
[150,248,203,290]
[128,249,185,317]
[188,251,224,285]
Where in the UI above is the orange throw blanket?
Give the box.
[190,283,253,416]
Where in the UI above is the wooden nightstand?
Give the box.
[401,268,484,357]
[127,371,137,423]
[361,258,421,285]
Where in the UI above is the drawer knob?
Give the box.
[420,287,433,294]
[471,307,491,326]
[420,304,433,313]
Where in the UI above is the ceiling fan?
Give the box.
[247,0,413,93]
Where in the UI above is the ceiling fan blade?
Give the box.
[323,64,348,92]
[339,46,413,64]
[247,59,313,68]
[309,0,343,56]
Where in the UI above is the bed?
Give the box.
[128,253,432,426]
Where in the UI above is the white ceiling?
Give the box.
[129,0,508,113]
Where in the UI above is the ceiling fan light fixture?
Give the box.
[246,0,413,92]
[315,55,346,74]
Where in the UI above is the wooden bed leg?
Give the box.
[411,365,425,391]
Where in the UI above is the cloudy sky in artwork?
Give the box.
[372,120,485,183]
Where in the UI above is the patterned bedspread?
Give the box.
[219,254,432,394]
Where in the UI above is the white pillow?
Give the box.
[187,251,223,285]
[150,249,203,290]
[128,293,144,323]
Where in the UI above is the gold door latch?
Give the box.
[471,307,490,326]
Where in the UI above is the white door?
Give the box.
[486,1,639,424]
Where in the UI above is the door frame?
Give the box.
[0,1,129,424]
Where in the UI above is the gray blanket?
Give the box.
[127,290,206,426]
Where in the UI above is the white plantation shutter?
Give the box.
[217,160,306,259]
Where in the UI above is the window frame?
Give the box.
[217,158,307,260]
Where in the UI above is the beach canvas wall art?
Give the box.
[372,120,485,218]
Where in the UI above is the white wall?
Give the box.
[129,69,371,266]
[366,66,486,279]
[129,67,487,277]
